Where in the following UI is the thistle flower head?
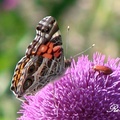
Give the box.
[18,52,120,120]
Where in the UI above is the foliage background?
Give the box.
[0,0,120,119]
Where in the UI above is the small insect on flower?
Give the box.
[93,65,113,75]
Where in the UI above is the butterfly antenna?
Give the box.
[73,44,95,58]
[65,26,70,58]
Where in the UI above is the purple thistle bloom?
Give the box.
[18,52,120,120]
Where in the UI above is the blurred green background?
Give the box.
[0,0,120,119]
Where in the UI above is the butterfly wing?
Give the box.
[11,16,70,99]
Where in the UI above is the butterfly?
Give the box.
[11,16,71,99]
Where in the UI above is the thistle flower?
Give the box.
[18,52,120,120]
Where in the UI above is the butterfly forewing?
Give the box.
[25,16,59,57]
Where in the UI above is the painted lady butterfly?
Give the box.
[11,16,71,99]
